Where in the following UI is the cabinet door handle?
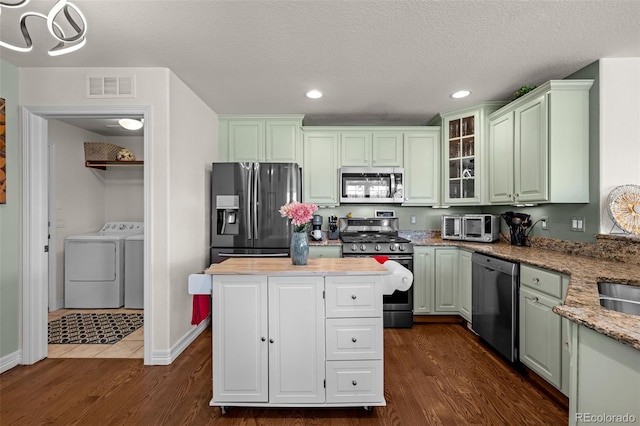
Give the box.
[532,296,539,303]
[532,278,540,284]
[351,294,357,300]
[261,337,266,342]
[351,337,357,343]
[352,380,358,386]
[269,338,274,344]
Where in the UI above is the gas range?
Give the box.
[339,217,413,256]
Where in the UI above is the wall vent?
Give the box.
[86,74,135,98]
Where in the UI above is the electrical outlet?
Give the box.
[540,217,549,230]
[410,215,417,225]
[571,217,585,232]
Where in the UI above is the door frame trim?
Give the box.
[21,105,152,365]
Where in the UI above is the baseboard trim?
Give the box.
[0,350,22,374]
[150,317,210,365]
[413,315,464,324]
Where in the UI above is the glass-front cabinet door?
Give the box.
[446,113,477,203]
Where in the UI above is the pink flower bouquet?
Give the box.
[279,201,318,232]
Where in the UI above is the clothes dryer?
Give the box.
[125,233,144,309]
[64,222,143,308]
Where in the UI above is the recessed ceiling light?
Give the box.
[306,90,323,99]
[451,90,471,99]
[119,118,144,130]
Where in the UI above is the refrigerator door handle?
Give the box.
[253,163,259,239]
[246,164,253,240]
[219,252,289,258]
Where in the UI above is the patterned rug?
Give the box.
[48,312,144,344]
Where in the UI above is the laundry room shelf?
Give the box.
[85,160,144,170]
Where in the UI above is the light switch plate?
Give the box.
[571,217,585,232]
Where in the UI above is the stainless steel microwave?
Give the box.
[442,214,500,243]
[339,167,404,204]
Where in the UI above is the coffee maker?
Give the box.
[311,215,323,241]
[501,211,531,246]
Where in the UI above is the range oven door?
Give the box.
[343,254,414,328]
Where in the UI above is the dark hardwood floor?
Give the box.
[0,324,568,425]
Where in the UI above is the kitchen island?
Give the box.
[204,257,389,413]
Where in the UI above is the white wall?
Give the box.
[599,58,640,233]
[168,72,218,347]
[19,67,218,362]
[104,135,144,222]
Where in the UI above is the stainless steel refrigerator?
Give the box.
[210,162,302,263]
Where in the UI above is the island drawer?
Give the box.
[325,360,384,403]
[325,276,383,318]
[325,318,383,360]
[520,264,563,299]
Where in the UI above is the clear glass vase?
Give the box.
[290,231,309,265]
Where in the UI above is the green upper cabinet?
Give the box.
[488,80,593,204]
[218,115,304,164]
[430,102,506,205]
[302,130,340,206]
[340,130,403,167]
[402,129,440,205]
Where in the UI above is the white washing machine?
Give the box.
[124,233,144,309]
[64,222,144,308]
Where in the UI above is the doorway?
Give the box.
[22,105,152,365]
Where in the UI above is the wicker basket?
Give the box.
[84,142,125,161]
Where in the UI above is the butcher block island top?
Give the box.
[205,257,388,275]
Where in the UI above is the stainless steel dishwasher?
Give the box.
[471,253,519,362]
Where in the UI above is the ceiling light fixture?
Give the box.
[306,90,323,99]
[0,0,87,56]
[451,90,471,99]
[119,118,144,131]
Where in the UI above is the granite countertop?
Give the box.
[312,231,640,351]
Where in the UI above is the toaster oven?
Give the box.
[442,214,500,243]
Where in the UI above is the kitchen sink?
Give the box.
[598,282,640,316]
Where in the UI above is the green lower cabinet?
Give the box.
[569,323,640,426]
[519,287,562,388]
[308,246,342,258]
[458,250,472,322]
[519,264,569,396]
[413,247,459,315]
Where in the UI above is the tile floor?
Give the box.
[47,308,144,359]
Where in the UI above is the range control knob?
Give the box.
[360,244,367,251]
[374,244,382,251]
[399,244,406,251]
[389,244,397,251]
[350,244,358,252]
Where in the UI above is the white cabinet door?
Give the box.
[514,95,548,202]
[434,248,459,312]
[340,131,371,167]
[372,131,403,166]
[519,286,562,388]
[413,247,434,314]
[459,249,472,322]
[228,120,264,162]
[303,131,339,206]
[488,112,514,204]
[268,277,325,404]
[402,130,440,205]
[213,275,268,403]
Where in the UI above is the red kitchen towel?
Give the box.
[191,295,211,325]
[372,255,389,264]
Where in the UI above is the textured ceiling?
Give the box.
[2,0,639,126]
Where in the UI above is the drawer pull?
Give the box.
[352,380,357,386]
[351,294,357,300]
[261,337,266,342]
[532,278,540,284]
[269,338,274,344]
[352,337,357,343]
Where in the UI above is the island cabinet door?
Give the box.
[212,275,269,403]
[268,276,325,404]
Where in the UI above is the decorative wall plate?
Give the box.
[607,184,640,235]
